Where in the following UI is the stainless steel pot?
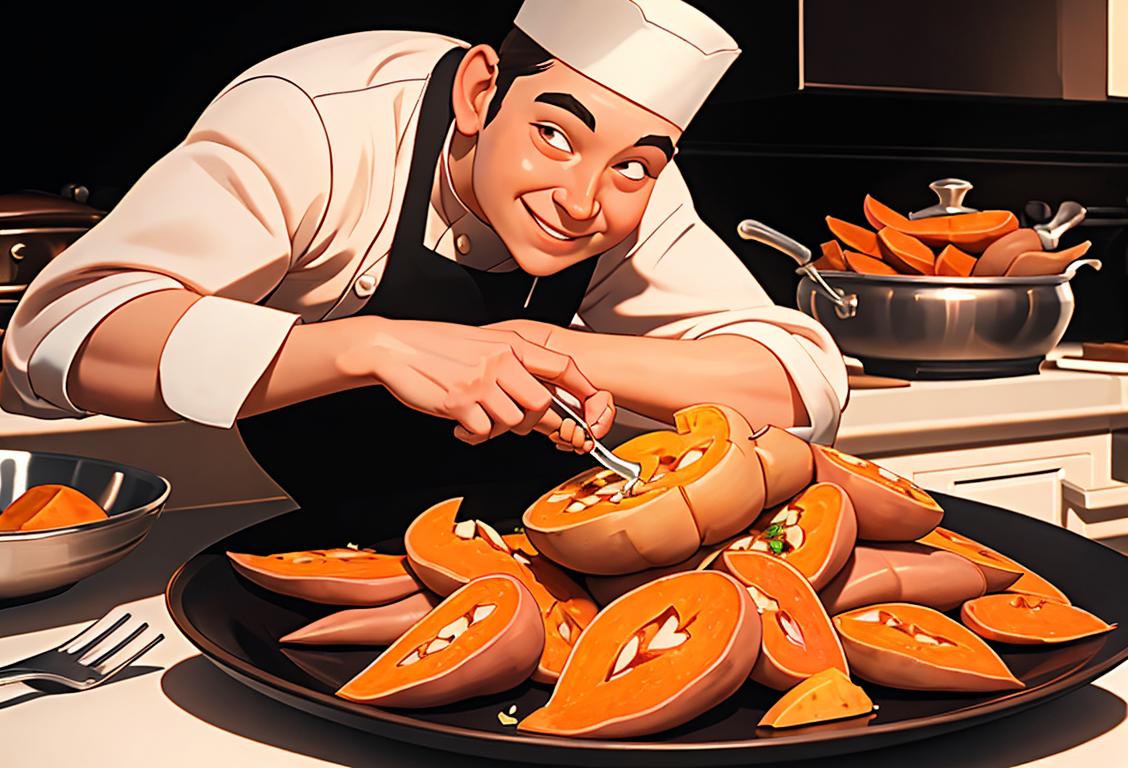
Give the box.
[738,219,1101,379]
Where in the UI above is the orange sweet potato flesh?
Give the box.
[935,245,977,277]
[730,482,856,590]
[405,498,597,682]
[523,404,764,575]
[0,485,108,532]
[337,574,543,708]
[878,228,935,275]
[518,571,761,739]
[826,217,880,257]
[864,195,1018,253]
[918,526,1065,601]
[758,668,873,728]
[813,240,847,271]
[723,551,849,690]
[961,594,1115,645]
[844,251,898,276]
[835,603,1023,692]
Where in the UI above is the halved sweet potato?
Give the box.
[814,240,848,271]
[404,498,597,683]
[758,668,873,729]
[0,484,108,532]
[523,404,765,575]
[227,548,423,606]
[750,425,815,508]
[844,251,898,275]
[337,574,542,707]
[723,551,848,690]
[583,536,741,606]
[935,244,977,277]
[819,542,986,615]
[517,571,760,738]
[726,483,856,590]
[878,228,935,275]
[917,526,1063,600]
[863,195,1018,253]
[812,447,943,540]
[961,594,1115,645]
[826,217,880,257]
[835,603,1023,692]
[280,591,441,646]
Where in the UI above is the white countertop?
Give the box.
[1,500,1125,768]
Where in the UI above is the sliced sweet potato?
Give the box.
[877,227,935,275]
[227,548,423,606]
[961,594,1115,645]
[723,551,848,690]
[750,425,815,508]
[280,591,441,646]
[758,668,873,729]
[819,542,986,615]
[1004,241,1093,277]
[863,195,1018,253]
[917,526,1065,601]
[517,571,760,739]
[404,498,597,683]
[935,244,977,277]
[835,602,1023,692]
[336,574,543,707]
[584,536,741,606]
[523,404,765,575]
[826,217,880,257]
[0,484,108,532]
[811,446,943,540]
[814,240,848,271]
[844,250,898,275]
[725,483,856,590]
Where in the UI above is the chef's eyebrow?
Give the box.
[634,135,675,162]
[535,92,596,132]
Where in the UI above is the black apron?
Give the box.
[237,48,600,529]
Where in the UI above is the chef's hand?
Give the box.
[486,318,616,454]
[348,318,613,446]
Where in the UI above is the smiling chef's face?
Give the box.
[453,46,683,277]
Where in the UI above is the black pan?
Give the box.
[165,491,1128,765]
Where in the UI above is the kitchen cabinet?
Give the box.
[837,350,1128,544]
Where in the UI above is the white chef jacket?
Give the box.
[0,31,849,444]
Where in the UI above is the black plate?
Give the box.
[165,492,1128,766]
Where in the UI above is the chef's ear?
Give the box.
[452,44,500,136]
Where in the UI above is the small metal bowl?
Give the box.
[0,450,171,600]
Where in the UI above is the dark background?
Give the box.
[3,0,1127,338]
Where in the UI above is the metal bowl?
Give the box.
[0,450,171,600]
[736,218,1101,380]
[797,261,1100,379]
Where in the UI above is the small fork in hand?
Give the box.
[546,391,642,492]
[0,612,164,691]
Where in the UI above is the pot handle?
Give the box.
[1062,258,1101,280]
[737,219,858,319]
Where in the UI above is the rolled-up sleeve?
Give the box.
[1,75,331,427]
[578,164,848,445]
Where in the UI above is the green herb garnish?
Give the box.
[765,524,783,538]
[769,539,784,555]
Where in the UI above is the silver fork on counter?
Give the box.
[0,611,164,691]
[546,391,642,491]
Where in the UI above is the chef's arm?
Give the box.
[542,328,807,429]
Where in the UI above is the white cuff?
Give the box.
[159,296,300,429]
[695,321,845,445]
[25,274,187,415]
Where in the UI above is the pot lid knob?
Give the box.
[909,178,979,220]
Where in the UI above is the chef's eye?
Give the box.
[534,123,573,154]
[615,160,649,182]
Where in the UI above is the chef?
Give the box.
[1,0,847,518]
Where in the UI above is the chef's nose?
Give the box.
[552,172,602,222]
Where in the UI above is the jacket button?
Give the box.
[354,273,377,297]
[455,233,472,255]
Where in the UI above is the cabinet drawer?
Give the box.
[946,470,1061,525]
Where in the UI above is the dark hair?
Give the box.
[483,28,554,127]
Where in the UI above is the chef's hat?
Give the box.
[513,0,740,130]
